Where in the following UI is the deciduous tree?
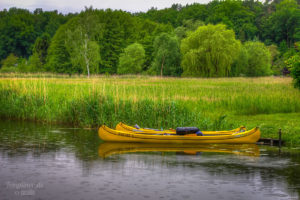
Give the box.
[244,41,272,76]
[117,43,145,74]
[233,41,272,76]
[262,0,300,47]
[149,33,181,76]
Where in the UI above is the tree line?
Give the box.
[0,0,299,83]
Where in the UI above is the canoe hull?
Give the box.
[99,125,260,144]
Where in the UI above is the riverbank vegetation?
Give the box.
[0,0,299,84]
[0,75,300,145]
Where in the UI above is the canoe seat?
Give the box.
[134,124,141,129]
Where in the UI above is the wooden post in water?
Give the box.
[278,129,282,148]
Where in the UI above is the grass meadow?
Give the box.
[1,74,300,145]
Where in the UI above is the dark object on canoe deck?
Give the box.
[176,127,200,135]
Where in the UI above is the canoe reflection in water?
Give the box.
[98,143,260,158]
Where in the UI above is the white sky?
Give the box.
[0,0,210,14]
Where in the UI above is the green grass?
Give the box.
[0,74,300,145]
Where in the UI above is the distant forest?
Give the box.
[0,0,299,78]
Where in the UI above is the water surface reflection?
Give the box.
[0,120,299,200]
[98,143,260,158]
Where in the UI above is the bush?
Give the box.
[0,53,19,72]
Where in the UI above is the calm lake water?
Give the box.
[0,120,300,200]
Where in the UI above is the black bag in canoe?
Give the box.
[176,127,203,136]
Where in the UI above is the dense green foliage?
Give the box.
[0,8,72,60]
[181,24,240,77]
[149,33,181,76]
[138,0,300,46]
[262,0,300,47]
[0,53,18,72]
[117,43,145,74]
[46,9,171,74]
[232,41,272,76]
[289,44,300,87]
[243,41,272,76]
[0,0,299,80]
[137,0,299,79]
[291,59,300,88]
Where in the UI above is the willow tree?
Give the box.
[181,24,241,77]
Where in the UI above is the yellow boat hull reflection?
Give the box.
[98,143,260,158]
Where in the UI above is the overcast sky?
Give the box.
[0,0,210,14]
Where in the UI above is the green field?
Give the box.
[1,74,300,145]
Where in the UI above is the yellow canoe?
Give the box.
[98,143,260,158]
[98,125,260,144]
[116,122,246,135]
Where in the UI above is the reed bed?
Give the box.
[0,75,299,145]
